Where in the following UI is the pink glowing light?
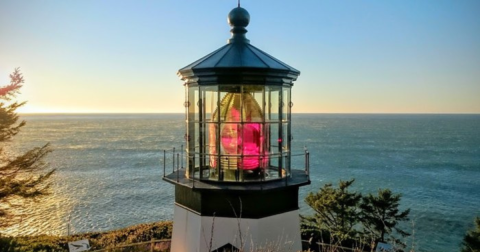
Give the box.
[209,93,268,170]
[220,108,264,169]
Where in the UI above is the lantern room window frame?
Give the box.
[185,83,292,182]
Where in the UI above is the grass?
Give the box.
[0,221,173,252]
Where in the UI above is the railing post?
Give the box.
[163,150,166,177]
[304,149,308,175]
[191,154,195,188]
[260,156,264,182]
[172,147,175,174]
[181,145,184,169]
[306,151,310,178]
[285,153,288,187]
[191,154,194,180]
[177,153,180,182]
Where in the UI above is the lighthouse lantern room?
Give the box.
[163,5,310,252]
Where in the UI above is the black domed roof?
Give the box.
[178,7,300,86]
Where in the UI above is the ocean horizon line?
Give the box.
[19,112,480,116]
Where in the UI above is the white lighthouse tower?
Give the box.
[163,5,310,252]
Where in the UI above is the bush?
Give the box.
[462,217,480,252]
[302,179,410,251]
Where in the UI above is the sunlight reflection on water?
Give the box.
[1,191,74,236]
[2,114,180,236]
[2,114,480,252]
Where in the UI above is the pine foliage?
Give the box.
[360,188,410,247]
[0,68,55,229]
[462,217,480,252]
[302,179,411,250]
[304,179,362,241]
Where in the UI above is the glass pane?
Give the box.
[266,86,280,122]
[188,87,196,119]
[194,153,200,178]
[219,122,239,159]
[207,122,218,169]
[269,123,280,154]
[283,155,290,176]
[188,88,199,122]
[242,122,264,169]
[282,87,290,122]
[267,155,281,177]
[194,122,200,154]
[219,91,230,122]
[204,86,218,122]
[201,166,210,179]
[282,122,289,151]
[252,88,264,120]
[204,122,212,155]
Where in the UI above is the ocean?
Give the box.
[2,113,479,252]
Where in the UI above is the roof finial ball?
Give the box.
[227,5,250,43]
[228,6,250,28]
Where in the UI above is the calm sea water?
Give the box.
[3,113,479,252]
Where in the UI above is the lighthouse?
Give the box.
[163,5,310,252]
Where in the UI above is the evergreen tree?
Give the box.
[304,179,362,242]
[461,216,480,252]
[360,188,410,247]
[0,68,54,229]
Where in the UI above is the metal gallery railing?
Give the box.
[161,146,310,184]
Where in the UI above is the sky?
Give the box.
[0,0,479,114]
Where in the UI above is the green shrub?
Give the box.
[461,217,480,252]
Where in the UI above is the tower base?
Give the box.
[171,205,302,252]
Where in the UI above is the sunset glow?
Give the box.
[1,1,479,114]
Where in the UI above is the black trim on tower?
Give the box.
[174,184,300,219]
